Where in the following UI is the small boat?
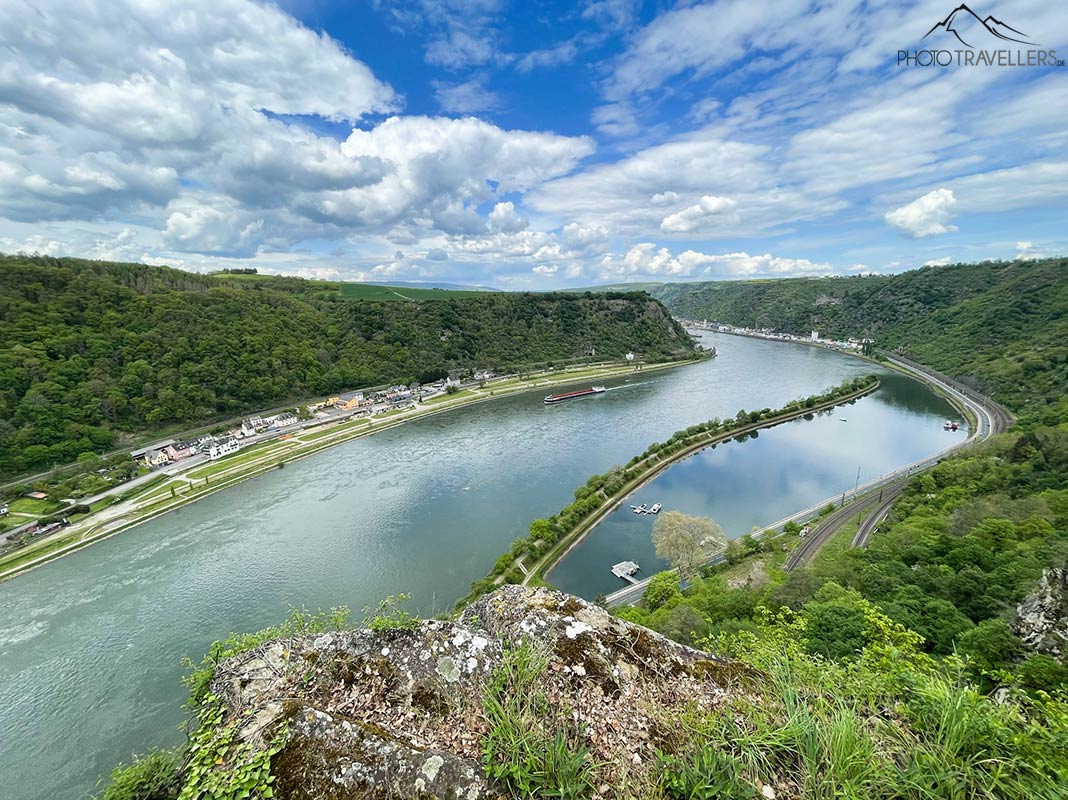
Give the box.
[839,417,848,422]
[649,503,662,514]
[951,422,959,431]
[943,420,952,430]
[631,503,648,514]
[543,386,607,404]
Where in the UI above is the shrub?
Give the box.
[95,750,180,800]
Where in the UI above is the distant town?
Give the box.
[127,372,499,470]
[684,320,873,355]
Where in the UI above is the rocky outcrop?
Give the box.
[1012,567,1068,660]
[204,586,750,799]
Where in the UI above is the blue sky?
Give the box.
[1,0,1065,287]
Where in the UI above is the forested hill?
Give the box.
[649,258,1067,426]
[0,254,694,478]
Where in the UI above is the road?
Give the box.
[605,355,1013,606]
[784,353,1013,569]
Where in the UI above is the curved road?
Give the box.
[606,355,1012,605]
[785,354,1012,569]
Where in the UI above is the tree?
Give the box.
[652,511,725,578]
[958,619,1023,675]
[643,571,682,611]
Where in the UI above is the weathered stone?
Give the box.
[1012,566,1068,660]
[196,586,741,799]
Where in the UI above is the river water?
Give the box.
[0,333,960,799]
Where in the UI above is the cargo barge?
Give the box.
[543,386,606,404]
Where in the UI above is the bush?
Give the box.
[95,750,180,800]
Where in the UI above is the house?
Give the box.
[339,392,366,411]
[130,440,176,465]
[143,449,170,468]
[274,412,300,428]
[207,438,241,461]
[165,440,198,460]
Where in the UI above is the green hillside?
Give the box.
[0,254,694,478]
[649,258,1068,425]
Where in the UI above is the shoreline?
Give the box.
[0,357,705,584]
[525,379,881,591]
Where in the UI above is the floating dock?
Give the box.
[611,560,640,583]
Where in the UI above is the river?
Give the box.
[0,332,961,799]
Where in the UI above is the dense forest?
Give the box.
[0,254,694,478]
[649,258,1068,426]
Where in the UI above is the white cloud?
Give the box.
[517,41,579,73]
[532,264,559,275]
[434,77,500,114]
[885,189,958,238]
[1015,241,1046,261]
[599,244,830,280]
[923,256,953,267]
[488,201,528,233]
[660,195,738,233]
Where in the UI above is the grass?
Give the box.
[3,359,703,583]
[300,419,369,441]
[422,390,475,404]
[482,643,596,800]
[6,497,61,515]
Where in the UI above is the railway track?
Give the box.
[784,477,910,571]
[785,356,1013,570]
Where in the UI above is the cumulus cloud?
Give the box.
[923,256,953,267]
[488,201,528,233]
[532,264,559,275]
[659,195,738,233]
[0,0,596,257]
[599,244,830,280]
[885,189,958,238]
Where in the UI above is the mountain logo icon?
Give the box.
[923,3,1034,48]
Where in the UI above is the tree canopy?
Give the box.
[0,254,695,478]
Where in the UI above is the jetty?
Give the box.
[611,560,640,583]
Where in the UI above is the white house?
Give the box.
[207,438,241,461]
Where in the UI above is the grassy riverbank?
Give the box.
[0,357,704,583]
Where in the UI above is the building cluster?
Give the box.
[689,320,870,352]
[127,370,500,471]
[130,411,303,468]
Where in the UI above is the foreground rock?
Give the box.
[1013,566,1068,660]
[205,586,747,799]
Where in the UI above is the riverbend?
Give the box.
[0,332,960,800]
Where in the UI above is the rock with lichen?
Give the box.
[1013,566,1068,660]
[195,585,751,799]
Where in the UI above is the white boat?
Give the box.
[649,503,662,514]
[631,503,648,514]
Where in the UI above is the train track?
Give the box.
[785,355,1013,570]
[784,476,910,571]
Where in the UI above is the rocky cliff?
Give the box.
[1013,566,1068,660]
[197,586,753,799]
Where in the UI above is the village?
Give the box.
[127,373,494,470]
[684,319,873,355]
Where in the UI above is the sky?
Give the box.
[1,0,1066,288]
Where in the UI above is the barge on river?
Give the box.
[544,386,606,404]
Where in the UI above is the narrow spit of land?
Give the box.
[600,354,1012,607]
[0,359,702,583]
[466,376,882,607]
